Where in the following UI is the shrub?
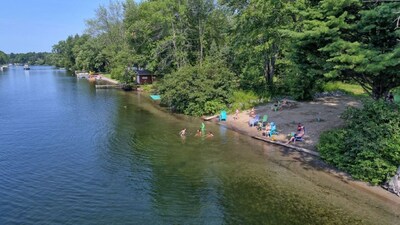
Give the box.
[158,58,237,116]
[204,100,225,115]
[318,100,400,185]
[229,90,261,111]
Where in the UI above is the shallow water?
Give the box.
[0,66,399,224]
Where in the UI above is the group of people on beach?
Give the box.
[247,106,305,144]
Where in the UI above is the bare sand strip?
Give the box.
[99,76,119,84]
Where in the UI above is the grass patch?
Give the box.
[323,81,366,96]
[229,90,269,113]
[101,73,112,79]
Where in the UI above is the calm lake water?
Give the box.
[0,66,399,225]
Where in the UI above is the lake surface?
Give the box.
[0,66,399,225]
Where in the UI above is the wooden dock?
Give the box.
[95,84,121,89]
[203,115,219,121]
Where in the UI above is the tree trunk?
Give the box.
[199,17,203,66]
[263,44,278,88]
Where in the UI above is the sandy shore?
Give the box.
[211,95,400,205]
[219,95,361,151]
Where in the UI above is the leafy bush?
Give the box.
[141,84,155,93]
[229,90,260,111]
[318,100,400,185]
[204,100,225,115]
[110,66,124,80]
[281,69,325,100]
[110,66,135,84]
[323,81,366,96]
[158,58,237,116]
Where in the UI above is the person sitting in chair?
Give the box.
[286,123,305,144]
[261,123,271,136]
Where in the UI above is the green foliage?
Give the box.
[229,90,260,111]
[204,100,225,115]
[224,0,294,93]
[288,1,400,100]
[283,68,325,100]
[323,81,366,96]
[0,50,8,65]
[110,66,135,85]
[140,84,155,93]
[318,100,400,184]
[159,58,237,116]
[110,66,124,80]
[51,0,400,107]
[7,52,53,65]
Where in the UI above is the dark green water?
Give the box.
[0,66,399,225]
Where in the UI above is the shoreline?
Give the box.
[199,96,400,206]
[137,90,400,205]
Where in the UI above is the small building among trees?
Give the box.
[135,69,156,85]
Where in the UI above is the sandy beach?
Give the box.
[219,95,361,151]
[213,95,400,205]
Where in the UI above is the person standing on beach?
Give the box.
[250,107,255,118]
[234,109,239,120]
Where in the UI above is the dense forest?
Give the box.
[51,0,400,184]
[8,52,54,65]
[0,51,54,65]
[52,0,400,104]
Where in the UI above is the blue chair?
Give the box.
[269,122,278,137]
[219,110,227,121]
[248,115,260,127]
[294,127,305,142]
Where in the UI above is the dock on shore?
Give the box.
[95,84,121,89]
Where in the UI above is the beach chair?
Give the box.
[261,114,268,126]
[268,122,278,137]
[294,127,305,142]
[248,115,260,127]
[219,110,227,121]
[257,114,268,131]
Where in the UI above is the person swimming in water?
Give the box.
[179,128,187,137]
[195,129,202,137]
[206,131,214,138]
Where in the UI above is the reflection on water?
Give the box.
[0,66,398,225]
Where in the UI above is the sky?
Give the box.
[0,0,118,54]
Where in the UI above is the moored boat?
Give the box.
[23,64,30,70]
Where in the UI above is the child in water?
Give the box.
[179,128,186,137]
[195,129,202,137]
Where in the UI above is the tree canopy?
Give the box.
[0,51,8,65]
[288,0,400,99]
[52,0,400,102]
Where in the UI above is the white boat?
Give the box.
[23,64,30,70]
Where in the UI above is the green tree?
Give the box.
[318,100,400,184]
[159,57,237,116]
[222,0,296,93]
[289,1,400,100]
[125,0,229,75]
[0,50,9,65]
